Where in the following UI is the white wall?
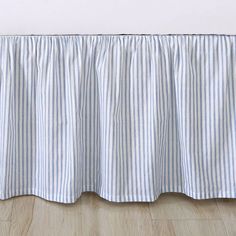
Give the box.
[0,0,235,34]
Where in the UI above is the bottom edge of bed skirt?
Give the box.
[0,188,235,204]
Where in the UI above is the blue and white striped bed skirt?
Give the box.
[0,35,235,203]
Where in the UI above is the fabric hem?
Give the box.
[0,187,235,204]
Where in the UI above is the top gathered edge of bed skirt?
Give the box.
[0,34,235,203]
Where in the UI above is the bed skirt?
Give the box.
[0,35,235,203]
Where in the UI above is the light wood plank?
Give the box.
[79,193,154,236]
[153,220,227,236]
[9,196,35,236]
[222,219,236,236]
[27,193,153,236]
[216,200,236,236]
[172,219,227,236]
[149,193,221,220]
[0,199,13,221]
[152,220,176,236]
[216,199,236,219]
[27,196,83,236]
[3,193,235,236]
[0,222,11,236]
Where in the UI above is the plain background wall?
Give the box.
[0,0,235,34]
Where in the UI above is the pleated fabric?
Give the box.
[0,35,235,203]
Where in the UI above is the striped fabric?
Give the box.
[0,35,235,203]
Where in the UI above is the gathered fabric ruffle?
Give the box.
[0,35,235,203]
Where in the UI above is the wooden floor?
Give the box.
[0,192,235,236]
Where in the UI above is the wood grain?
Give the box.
[149,193,221,220]
[0,199,13,221]
[0,193,235,235]
[0,222,11,236]
[10,196,35,236]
